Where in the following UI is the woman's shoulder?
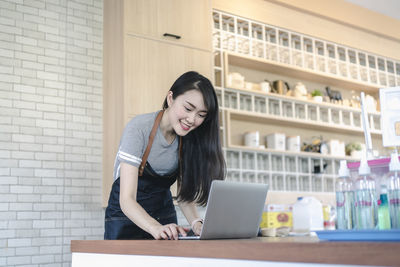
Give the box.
[127,111,159,125]
[126,111,159,129]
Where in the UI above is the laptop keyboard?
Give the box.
[178,229,200,240]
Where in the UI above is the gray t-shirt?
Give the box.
[113,111,179,180]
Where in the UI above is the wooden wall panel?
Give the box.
[124,36,212,118]
[124,0,212,51]
[103,0,125,205]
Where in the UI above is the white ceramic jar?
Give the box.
[227,72,244,89]
[286,136,301,152]
[266,133,285,151]
[328,139,345,157]
[244,131,260,148]
[260,81,271,93]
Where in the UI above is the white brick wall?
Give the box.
[0,0,103,266]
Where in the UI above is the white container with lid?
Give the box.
[286,136,300,152]
[328,139,345,157]
[244,131,259,148]
[292,196,324,232]
[266,133,286,151]
[227,72,245,89]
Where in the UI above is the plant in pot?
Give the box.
[311,89,323,102]
[345,142,363,158]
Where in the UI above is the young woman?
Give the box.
[104,71,226,240]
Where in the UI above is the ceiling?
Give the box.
[345,0,400,21]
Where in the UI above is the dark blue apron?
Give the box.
[104,163,178,239]
[104,163,178,240]
[104,110,179,240]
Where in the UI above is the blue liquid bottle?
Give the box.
[335,160,354,229]
[354,154,377,229]
[378,184,391,230]
[387,151,400,228]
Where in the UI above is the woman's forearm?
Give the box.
[178,201,200,226]
[120,196,161,234]
[119,162,161,235]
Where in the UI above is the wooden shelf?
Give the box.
[224,85,380,115]
[225,52,381,94]
[227,109,382,137]
[227,144,359,162]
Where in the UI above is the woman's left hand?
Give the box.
[192,221,203,236]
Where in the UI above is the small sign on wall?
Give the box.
[380,87,400,147]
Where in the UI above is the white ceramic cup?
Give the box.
[244,131,260,147]
[286,136,301,152]
[260,82,271,93]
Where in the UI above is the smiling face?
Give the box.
[165,89,208,136]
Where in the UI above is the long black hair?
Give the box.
[162,71,226,206]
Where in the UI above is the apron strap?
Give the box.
[138,110,183,179]
[179,136,182,179]
[139,110,164,176]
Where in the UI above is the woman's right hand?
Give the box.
[150,223,187,240]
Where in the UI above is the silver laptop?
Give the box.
[179,180,268,240]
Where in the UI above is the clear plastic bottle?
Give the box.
[335,160,354,229]
[387,151,400,228]
[378,184,391,230]
[354,154,377,229]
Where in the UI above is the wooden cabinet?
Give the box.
[124,0,212,51]
[125,36,212,118]
[103,0,212,206]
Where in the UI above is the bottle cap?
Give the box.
[380,184,388,194]
[358,153,371,175]
[389,151,400,172]
[338,160,350,178]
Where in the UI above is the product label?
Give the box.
[336,200,345,207]
[336,191,354,230]
[354,189,377,229]
[260,211,292,228]
[354,200,372,207]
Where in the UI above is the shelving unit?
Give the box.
[225,109,360,193]
[225,146,338,193]
[212,11,400,89]
[212,10,390,194]
[222,88,382,136]
[224,52,381,95]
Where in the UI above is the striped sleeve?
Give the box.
[117,150,142,166]
[116,115,147,168]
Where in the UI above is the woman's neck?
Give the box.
[160,109,176,144]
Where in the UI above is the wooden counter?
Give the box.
[71,236,400,266]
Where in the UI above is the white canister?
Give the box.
[227,72,244,89]
[265,133,286,151]
[286,136,301,152]
[245,82,254,91]
[328,139,345,157]
[292,196,324,232]
[244,131,260,148]
[260,81,271,93]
